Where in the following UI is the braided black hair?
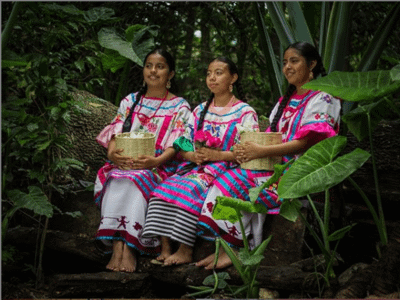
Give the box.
[197,56,245,131]
[122,48,176,132]
[270,41,327,132]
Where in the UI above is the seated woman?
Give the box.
[196,41,342,269]
[94,49,191,272]
[141,56,259,266]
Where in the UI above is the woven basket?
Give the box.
[115,132,155,160]
[240,132,282,170]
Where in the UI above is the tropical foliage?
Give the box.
[2,0,399,291]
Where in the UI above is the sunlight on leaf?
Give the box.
[278,136,371,199]
[303,70,400,102]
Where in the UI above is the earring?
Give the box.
[143,80,146,87]
[166,79,171,89]
[309,71,314,81]
[229,84,233,92]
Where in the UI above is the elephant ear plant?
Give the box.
[277,136,370,286]
[302,65,400,256]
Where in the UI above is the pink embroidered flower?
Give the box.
[315,113,321,120]
[176,120,184,129]
[147,122,157,133]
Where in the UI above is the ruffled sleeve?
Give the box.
[163,99,192,149]
[95,93,135,148]
[293,92,341,146]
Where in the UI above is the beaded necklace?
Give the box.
[209,95,236,114]
[137,90,169,125]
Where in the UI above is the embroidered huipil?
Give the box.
[197,90,341,248]
[150,100,259,216]
[94,92,191,254]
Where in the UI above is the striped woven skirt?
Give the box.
[142,199,199,247]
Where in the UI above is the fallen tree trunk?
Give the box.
[6,227,325,295]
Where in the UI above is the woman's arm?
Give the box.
[236,137,311,163]
[196,147,237,163]
[107,138,134,168]
[133,147,177,169]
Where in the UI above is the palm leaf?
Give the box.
[358,2,400,72]
[286,2,314,45]
[265,2,294,48]
[323,2,351,73]
[277,136,371,199]
[254,3,283,99]
[302,70,400,102]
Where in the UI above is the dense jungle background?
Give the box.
[2,1,400,299]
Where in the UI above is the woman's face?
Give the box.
[143,53,174,89]
[206,60,238,95]
[283,48,315,88]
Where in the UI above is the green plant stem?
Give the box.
[367,113,387,246]
[35,216,49,288]
[1,2,23,53]
[323,189,331,252]
[295,203,327,257]
[236,208,250,251]
[347,176,387,248]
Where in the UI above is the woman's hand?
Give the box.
[130,155,159,170]
[196,147,220,163]
[235,141,264,163]
[108,147,134,169]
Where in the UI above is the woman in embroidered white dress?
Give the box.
[94,49,191,272]
[196,41,341,270]
[142,57,259,266]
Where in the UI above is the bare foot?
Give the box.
[163,243,193,266]
[106,240,123,271]
[195,253,215,268]
[157,236,172,262]
[196,247,234,270]
[119,243,137,273]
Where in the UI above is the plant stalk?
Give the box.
[367,113,387,246]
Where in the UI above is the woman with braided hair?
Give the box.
[195,41,341,270]
[94,49,191,272]
[142,57,259,266]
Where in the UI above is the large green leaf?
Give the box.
[100,49,127,73]
[248,159,293,203]
[98,28,142,66]
[130,25,159,64]
[278,136,371,199]
[212,196,268,223]
[254,3,283,100]
[7,186,53,218]
[302,70,400,102]
[286,2,314,46]
[265,2,294,48]
[342,99,393,141]
[279,198,302,222]
[323,2,351,73]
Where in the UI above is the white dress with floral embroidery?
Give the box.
[94,92,191,255]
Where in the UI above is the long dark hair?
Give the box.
[122,48,176,132]
[197,56,246,131]
[270,41,327,132]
